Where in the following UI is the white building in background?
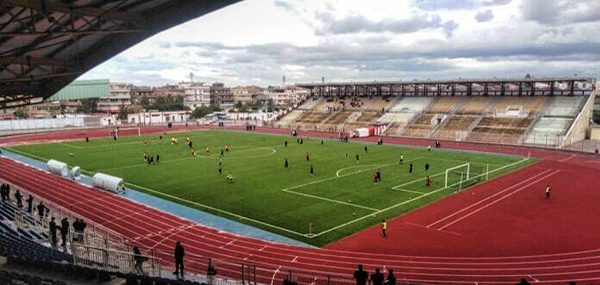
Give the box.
[264,86,310,107]
[127,111,190,125]
[98,82,132,113]
[179,82,211,109]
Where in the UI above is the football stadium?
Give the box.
[0,1,599,285]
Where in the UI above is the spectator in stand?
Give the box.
[4,184,10,202]
[207,258,217,285]
[133,247,147,275]
[14,190,22,208]
[72,219,85,243]
[370,268,384,285]
[26,195,33,213]
[60,217,69,246]
[173,241,185,278]
[49,217,58,246]
[36,201,47,220]
[515,278,531,285]
[0,184,5,201]
[385,269,396,285]
[354,264,368,285]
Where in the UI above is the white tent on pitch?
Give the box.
[92,173,125,194]
[47,159,69,177]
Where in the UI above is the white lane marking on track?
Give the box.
[437,169,559,231]
[427,168,554,229]
[559,154,576,162]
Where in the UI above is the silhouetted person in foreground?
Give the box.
[385,269,396,285]
[516,278,530,285]
[354,264,368,285]
[173,241,185,278]
[370,268,384,285]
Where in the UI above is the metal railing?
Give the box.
[0,177,126,252]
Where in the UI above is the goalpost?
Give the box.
[116,127,141,137]
[444,163,470,188]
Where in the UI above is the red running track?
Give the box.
[1,127,600,284]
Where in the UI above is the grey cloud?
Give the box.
[417,0,511,10]
[317,13,458,36]
[522,0,600,25]
[274,1,293,11]
[157,42,171,49]
[475,10,494,22]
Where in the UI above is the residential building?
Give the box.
[98,82,132,113]
[180,82,211,109]
[264,86,310,107]
[129,86,155,105]
[232,85,264,105]
[210,82,234,109]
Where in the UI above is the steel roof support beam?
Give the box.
[0,0,142,22]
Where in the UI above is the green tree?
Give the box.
[117,105,130,120]
[77,98,99,113]
[190,105,214,119]
[139,96,150,109]
[594,110,600,124]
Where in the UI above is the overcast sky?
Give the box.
[79,0,600,86]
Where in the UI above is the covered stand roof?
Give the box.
[0,0,242,109]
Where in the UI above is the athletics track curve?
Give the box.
[1,126,600,284]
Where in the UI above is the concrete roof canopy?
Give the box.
[0,0,242,109]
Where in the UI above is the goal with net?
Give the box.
[116,127,141,137]
[444,163,490,191]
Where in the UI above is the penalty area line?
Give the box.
[308,157,531,238]
[282,189,380,211]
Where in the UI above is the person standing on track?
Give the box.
[385,269,396,285]
[381,220,387,237]
[370,268,384,285]
[173,241,185,278]
[354,264,369,285]
[545,184,551,199]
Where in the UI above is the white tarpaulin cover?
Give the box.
[92,173,124,194]
[47,160,68,177]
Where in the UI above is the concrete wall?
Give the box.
[590,127,600,140]
[562,92,596,147]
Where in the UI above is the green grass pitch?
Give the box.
[7,130,536,246]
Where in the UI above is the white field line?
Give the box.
[437,169,560,231]
[283,157,424,211]
[58,142,82,149]
[559,154,577,162]
[308,157,531,238]
[427,168,554,228]
[282,189,380,211]
[393,188,427,195]
[125,182,310,237]
[99,146,277,172]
